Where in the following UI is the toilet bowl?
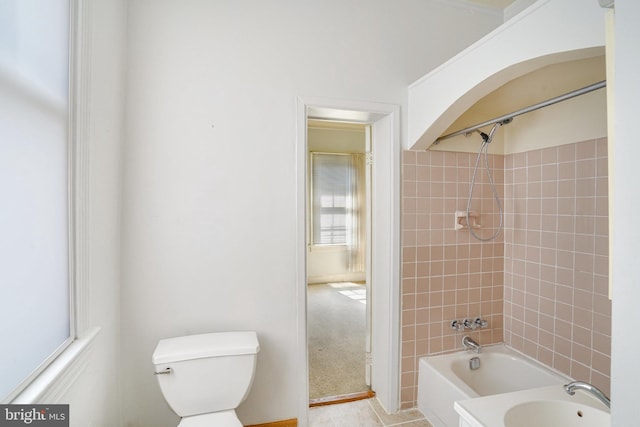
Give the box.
[152,331,260,427]
[177,410,242,427]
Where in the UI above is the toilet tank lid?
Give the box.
[152,331,259,365]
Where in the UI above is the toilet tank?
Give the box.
[152,331,260,417]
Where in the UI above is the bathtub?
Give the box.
[417,344,570,427]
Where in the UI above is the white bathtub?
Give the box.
[417,344,570,427]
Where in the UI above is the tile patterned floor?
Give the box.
[309,399,433,427]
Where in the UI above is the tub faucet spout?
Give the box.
[462,336,481,353]
[564,381,610,408]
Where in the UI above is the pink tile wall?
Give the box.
[400,138,611,409]
[401,149,505,409]
[503,138,611,396]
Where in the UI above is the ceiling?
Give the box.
[464,0,516,8]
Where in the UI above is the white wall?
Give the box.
[611,0,640,424]
[120,1,502,425]
[504,0,537,20]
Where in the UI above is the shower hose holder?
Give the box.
[455,210,480,230]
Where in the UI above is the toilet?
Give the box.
[152,331,260,427]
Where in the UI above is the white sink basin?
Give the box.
[454,385,611,427]
[504,400,610,427]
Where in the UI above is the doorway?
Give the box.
[306,120,372,404]
[295,97,401,424]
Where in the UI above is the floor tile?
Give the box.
[368,398,427,426]
[393,420,433,427]
[310,400,382,427]
[308,398,432,427]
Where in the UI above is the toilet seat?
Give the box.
[177,410,242,427]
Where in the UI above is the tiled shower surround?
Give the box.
[400,138,611,409]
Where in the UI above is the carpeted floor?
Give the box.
[307,282,369,400]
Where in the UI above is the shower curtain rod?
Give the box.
[431,80,607,146]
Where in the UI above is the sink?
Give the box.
[455,384,611,427]
[504,400,610,427]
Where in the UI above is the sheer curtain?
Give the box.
[347,153,366,273]
[311,152,366,273]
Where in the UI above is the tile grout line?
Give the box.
[366,399,430,427]
[365,399,385,425]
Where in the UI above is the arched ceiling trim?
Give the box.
[407,0,606,151]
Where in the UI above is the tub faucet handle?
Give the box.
[474,317,488,328]
[463,318,477,330]
[451,320,465,332]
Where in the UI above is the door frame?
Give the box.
[295,96,401,425]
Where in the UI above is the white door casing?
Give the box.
[295,97,401,426]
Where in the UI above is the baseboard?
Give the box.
[306,273,366,284]
[309,390,376,407]
[245,419,297,427]
[245,391,374,426]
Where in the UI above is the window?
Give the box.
[311,153,364,246]
[0,0,73,402]
[311,153,350,245]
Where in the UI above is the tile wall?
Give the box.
[400,149,506,408]
[503,138,611,394]
[400,138,611,409]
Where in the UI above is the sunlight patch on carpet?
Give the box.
[338,288,366,304]
[327,283,367,305]
[327,281,362,289]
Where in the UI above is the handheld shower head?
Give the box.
[485,117,513,142]
[470,117,512,144]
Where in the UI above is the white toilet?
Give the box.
[152,331,260,427]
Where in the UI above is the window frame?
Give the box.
[5,0,99,404]
[309,152,354,247]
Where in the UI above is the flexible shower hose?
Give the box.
[466,123,504,242]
